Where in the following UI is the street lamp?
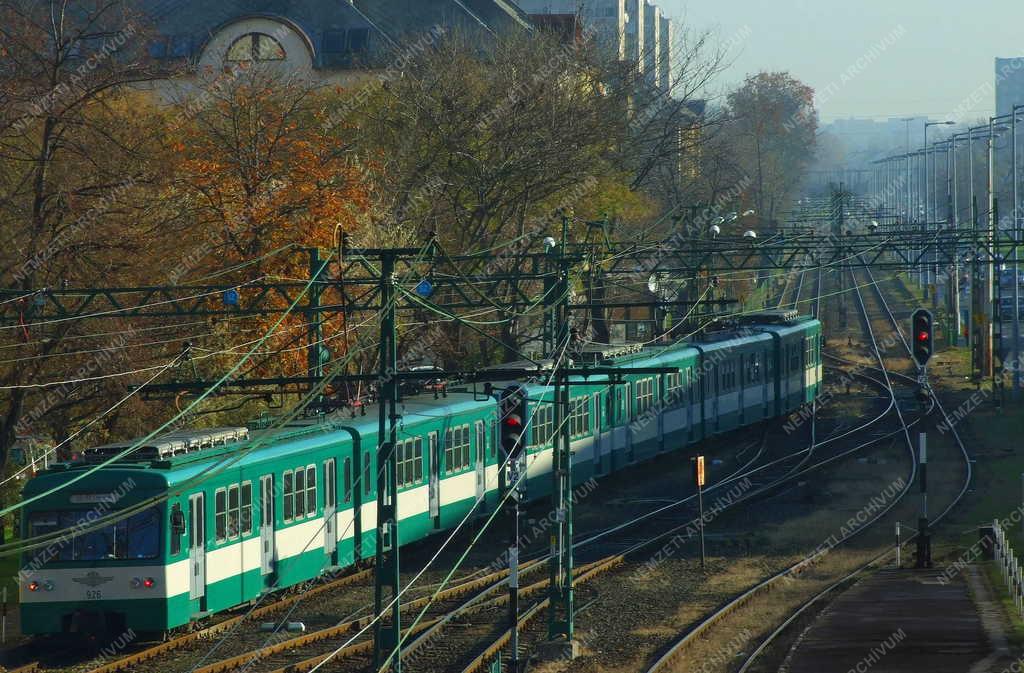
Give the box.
[923,121,955,300]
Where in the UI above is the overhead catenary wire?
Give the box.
[0,257,334,519]
[310,333,575,673]
[0,353,187,489]
[0,236,445,549]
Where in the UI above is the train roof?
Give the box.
[38,391,497,490]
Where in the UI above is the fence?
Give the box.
[992,520,1024,617]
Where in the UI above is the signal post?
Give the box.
[911,309,933,568]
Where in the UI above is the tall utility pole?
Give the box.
[548,214,577,654]
[1013,105,1022,398]
[307,248,326,403]
[924,121,955,308]
[984,118,997,381]
[951,136,963,345]
[909,118,917,246]
[373,248,408,672]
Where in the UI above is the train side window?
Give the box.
[445,425,472,473]
[294,467,306,518]
[283,470,294,522]
[240,482,252,536]
[396,440,407,487]
[414,438,424,482]
[215,487,227,542]
[305,465,317,516]
[170,503,185,555]
[343,457,353,503]
[227,484,240,539]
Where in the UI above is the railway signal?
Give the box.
[499,386,527,673]
[911,308,933,367]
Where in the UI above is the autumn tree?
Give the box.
[161,65,370,388]
[725,71,818,225]
[0,0,167,480]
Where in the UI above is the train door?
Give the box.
[188,492,206,607]
[740,354,748,424]
[686,367,694,442]
[712,364,720,433]
[323,459,337,563]
[592,392,605,475]
[782,343,791,404]
[624,382,634,463]
[259,475,275,580]
[656,376,666,452]
[428,432,441,528]
[474,421,487,507]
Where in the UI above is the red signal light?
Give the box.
[504,416,522,428]
[917,330,929,342]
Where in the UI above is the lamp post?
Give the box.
[1012,105,1023,398]
[922,122,954,301]
[903,118,915,283]
[984,117,1011,383]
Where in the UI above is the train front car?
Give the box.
[19,459,171,637]
[18,427,254,638]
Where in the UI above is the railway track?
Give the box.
[640,258,928,673]
[732,263,974,673]
[18,267,905,673]
[363,359,908,672]
[6,567,376,673]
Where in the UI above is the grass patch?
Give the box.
[946,400,1024,551]
[982,560,1024,647]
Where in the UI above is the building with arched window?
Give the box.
[140,0,532,84]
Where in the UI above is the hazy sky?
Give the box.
[662,0,1024,123]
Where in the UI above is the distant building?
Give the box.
[625,0,644,73]
[517,0,671,91]
[658,13,672,93]
[139,0,531,85]
[642,1,660,88]
[515,0,627,61]
[995,57,1024,117]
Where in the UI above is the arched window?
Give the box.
[226,32,286,62]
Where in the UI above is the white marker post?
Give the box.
[694,456,706,569]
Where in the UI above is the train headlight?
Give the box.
[43,580,54,591]
[143,577,155,589]
[27,581,39,592]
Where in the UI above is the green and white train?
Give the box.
[19,311,821,636]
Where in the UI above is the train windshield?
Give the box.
[27,507,160,561]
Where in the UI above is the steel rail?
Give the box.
[643,266,920,673]
[735,265,974,673]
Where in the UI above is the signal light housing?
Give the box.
[911,309,933,367]
[499,388,527,461]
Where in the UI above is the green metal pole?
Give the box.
[374,252,401,672]
[548,227,575,646]
[307,248,324,402]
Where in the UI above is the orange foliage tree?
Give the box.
[162,67,370,386]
